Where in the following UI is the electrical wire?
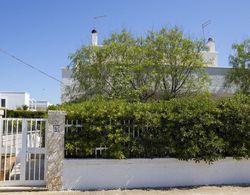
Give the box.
[0,48,63,85]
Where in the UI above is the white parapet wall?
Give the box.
[62,158,250,190]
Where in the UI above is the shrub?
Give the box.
[6,110,47,118]
[162,97,224,163]
[53,94,250,163]
[218,94,250,158]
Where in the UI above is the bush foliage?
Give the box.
[7,110,47,118]
[52,94,250,163]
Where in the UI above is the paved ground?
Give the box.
[1,186,250,195]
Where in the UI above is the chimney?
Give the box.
[201,37,218,67]
[206,37,216,52]
[91,29,98,46]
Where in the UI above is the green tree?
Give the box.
[225,39,250,94]
[145,27,208,99]
[67,27,208,102]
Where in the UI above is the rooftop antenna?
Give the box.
[202,20,211,43]
[93,15,107,29]
[91,15,107,46]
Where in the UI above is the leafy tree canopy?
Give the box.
[67,27,208,102]
[226,39,250,94]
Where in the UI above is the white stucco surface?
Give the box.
[0,92,30,110]
[61,67,237,103]
[0,92,51,110]
[62,158,250,190]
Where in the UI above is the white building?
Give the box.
[35,100,52,111]
[60,30,236,103]
[0,92,51,111]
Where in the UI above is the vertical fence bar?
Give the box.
[4,120,8,181]
[44,119,48,182]
[128,120,131,136]
[39,120,42,147]
[33,120,37,180]
[28,120,32,180]
[65,120,67,157]
[14,119,19,181]
[34,153,36,180]
[9,120,14,181]
[38,153,41,180]
[38,120,42,180]
[20,119,27,182]
[133,122,135,138]
[30,119,32,147]
[27,153,30,180]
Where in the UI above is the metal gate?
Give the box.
[0,118,47,186]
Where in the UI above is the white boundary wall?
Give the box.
[62,158,250,190]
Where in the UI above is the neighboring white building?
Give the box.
[35,100,52,111]
[0,92,51,111]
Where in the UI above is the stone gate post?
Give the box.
[47,110,66,190]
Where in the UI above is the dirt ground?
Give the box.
[1,186,250,195]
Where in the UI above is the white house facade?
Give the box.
[0,91,51,110]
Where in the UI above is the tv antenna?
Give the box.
[202,20,211,43]
[93,15,107,28]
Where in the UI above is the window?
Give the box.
[1,99,6,108]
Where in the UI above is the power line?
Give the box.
[0,48,63,84]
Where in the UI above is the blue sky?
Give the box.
[0,0,249,104]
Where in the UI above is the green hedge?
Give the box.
[6,110,47,118]
[53,94,250,163]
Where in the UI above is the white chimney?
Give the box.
[201,37,218,67]
[207,37,216,52]
[91,29,98,46]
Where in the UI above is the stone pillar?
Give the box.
[47,111,66,190]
